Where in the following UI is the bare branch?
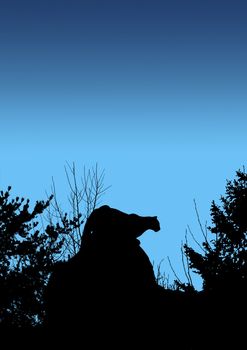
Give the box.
[193,199,208,243]
[182,233,193,286]
[47,163,110,259]
[187,225,206,253]
[167,256,183,285]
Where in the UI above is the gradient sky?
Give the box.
[1,0,247,289]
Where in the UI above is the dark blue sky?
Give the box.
[1,0,247,288]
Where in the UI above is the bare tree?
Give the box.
[46,163,110,258]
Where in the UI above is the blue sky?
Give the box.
[1,0,247,289]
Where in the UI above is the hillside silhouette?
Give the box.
[0,169,246,348]
[44,206,203,347]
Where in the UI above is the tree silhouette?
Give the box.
[48,163,109,258]
[0,164,109,328]
[183,169,247,295]
[179,169,247,348]
[0,187,68,327]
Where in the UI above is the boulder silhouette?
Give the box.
[45,205,161,332]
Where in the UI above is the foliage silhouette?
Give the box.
[182,169,247,294]
[179,169,247,348]
[0,187,78,327]
[0,165,108,328]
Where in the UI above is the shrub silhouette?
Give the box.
[0,187,75,327]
